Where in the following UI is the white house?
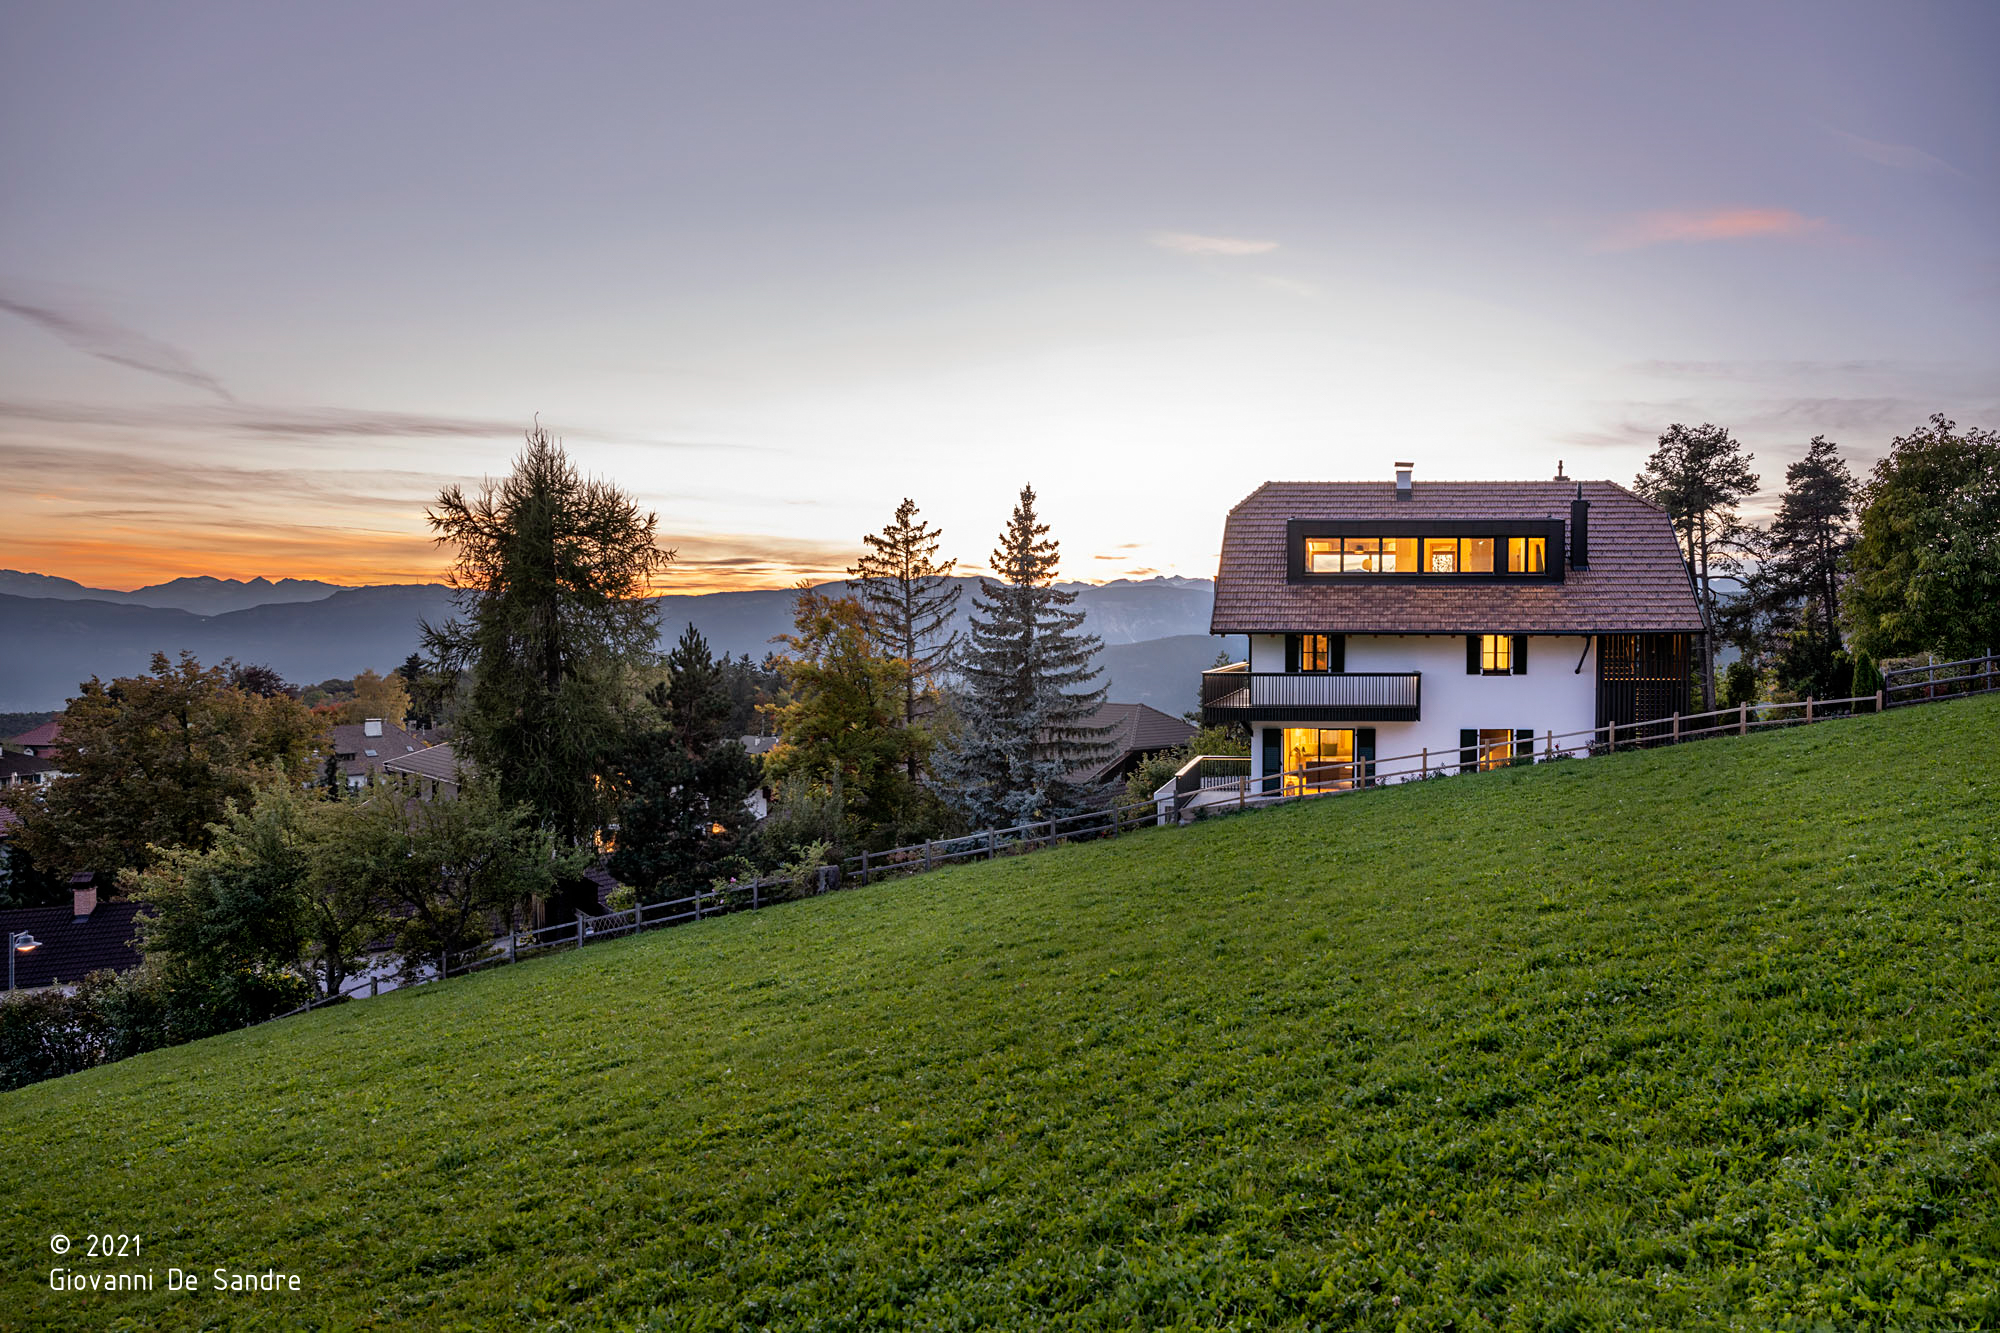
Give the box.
[1205,465,1704,792]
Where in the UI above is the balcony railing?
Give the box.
[1200,664,1422,723]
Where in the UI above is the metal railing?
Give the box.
[1200,666,1421,722]
[1883,653,2000,704]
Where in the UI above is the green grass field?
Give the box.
[4,697,1998,1330]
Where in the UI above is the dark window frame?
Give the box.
[1287,519,1567,585]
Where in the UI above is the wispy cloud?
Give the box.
[1836,131,1967,178]
[1592,208,1833,253]
[0,291,233,401]
[1151,231,1279,256]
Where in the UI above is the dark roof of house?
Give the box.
[0,899,144,988]
[737,735,780,756]
[0,752,56,782]
[1211,479,1705,635]
[1071,702,1198,783]
[381,741,465,785]
[329,720,426,777]
[6,720,62,750]
[0,804,20,837]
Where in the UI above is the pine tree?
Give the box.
[847,498,961,778]
[605,625,762,903]
[1635,423,1759,710]
[1765,435,1857,648]
[932,485,1110,828]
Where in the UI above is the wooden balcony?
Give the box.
[1200,663,1422,724]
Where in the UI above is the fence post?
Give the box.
[576,916,585,948]
[1807,696,1815,724]
[440,951,449,979]
[1545,730,1553,761]
[507,932,516,963]
[1608,719,1617,753]
[371,976,379,998]
[1672,712,1680,743]
[1239,776,1247,810]
[860,848,870,885]
[1739,702,1747,736]
[1421,747,1428,778]
[988,829,997,859]
[924,840,934,872]
[1876,687,1885,713]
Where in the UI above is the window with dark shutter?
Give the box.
[1465,636,1480,674]
[1329,634,1346,673]
[1285,635,1300,673]
[1512,635,1528,675]
[1514,727,1534,765]
[1459,728,1477,773]
[1261,728,1282,794]
[1356,727,1376,786]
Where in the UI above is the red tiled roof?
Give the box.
[6,720,62,749]
[1210,479,1705,635]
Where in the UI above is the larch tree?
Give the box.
[422,426,673,868]
[1635,422,1760,710]
[932,485,1110,828]
[1764,435,1858,648]
[847,498,961,779]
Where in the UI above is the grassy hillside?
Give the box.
[4,698,1997,1330]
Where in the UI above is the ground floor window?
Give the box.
[1460,727,1532,772]
[1281,727,1356,793]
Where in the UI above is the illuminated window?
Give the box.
[1282,727,1355,793]
[1299,634,1334,672]
[1423,537,1459,573]
[1383,536,1418,572]
[1461,537,1494,573]
[1477,729,1515,771]
[1306,538,1340,573]
[1509,536,1546,573]
[1341,537,1380,572]
[1480,634,1512,673]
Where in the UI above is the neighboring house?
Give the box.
[5,719,63,760]
[381,740,465,800]
[1068,702,1198,785]
[735,736,778,820]
[328,718,429,790]
[0,879,144,991]
[1206,465,1703,792]
[0,752,57,789]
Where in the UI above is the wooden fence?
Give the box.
[261,655,1998,1022]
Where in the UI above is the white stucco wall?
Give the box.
[1246,633,1598,780]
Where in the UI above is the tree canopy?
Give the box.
[1845,414,2000,660]
[932,485,1109,827]
[0,652,325,879]
[848,498,960,776]
[423,426,673,847]
[1636,423,1759,709]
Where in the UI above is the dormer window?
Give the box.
[1288,520,1562,584]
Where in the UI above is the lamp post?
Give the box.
[8,931,41,991]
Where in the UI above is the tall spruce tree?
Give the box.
[606,625,762,903]
[1635,422,1759,710]
[932,485,1110,827]
[422,426,673,865]
[1765,435,1857,648]
[847,498,961,778]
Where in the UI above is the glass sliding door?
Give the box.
[1281,727,1357,794]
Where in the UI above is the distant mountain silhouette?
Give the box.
[0,575,1222,711]
[0,570,352,616]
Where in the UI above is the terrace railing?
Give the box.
[1200,666,1421,723]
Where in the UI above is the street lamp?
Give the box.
[8,931,40,991]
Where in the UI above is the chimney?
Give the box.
[1569,484,1590,570]
[1554,459,1568,481]
[364,718,383,737]
[69,872,97,921]
[1394,461,1414,501]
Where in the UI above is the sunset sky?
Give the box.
[2,2,1995,592]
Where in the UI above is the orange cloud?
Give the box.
[1593,207,1833,252]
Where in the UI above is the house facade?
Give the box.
[1206,468,1704,791]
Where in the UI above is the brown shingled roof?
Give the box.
[1210,479,1704,635]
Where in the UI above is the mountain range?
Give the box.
[0,575,1232,714]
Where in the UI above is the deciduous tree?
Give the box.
[0,652,326,878]
[1845,414,2000,660]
